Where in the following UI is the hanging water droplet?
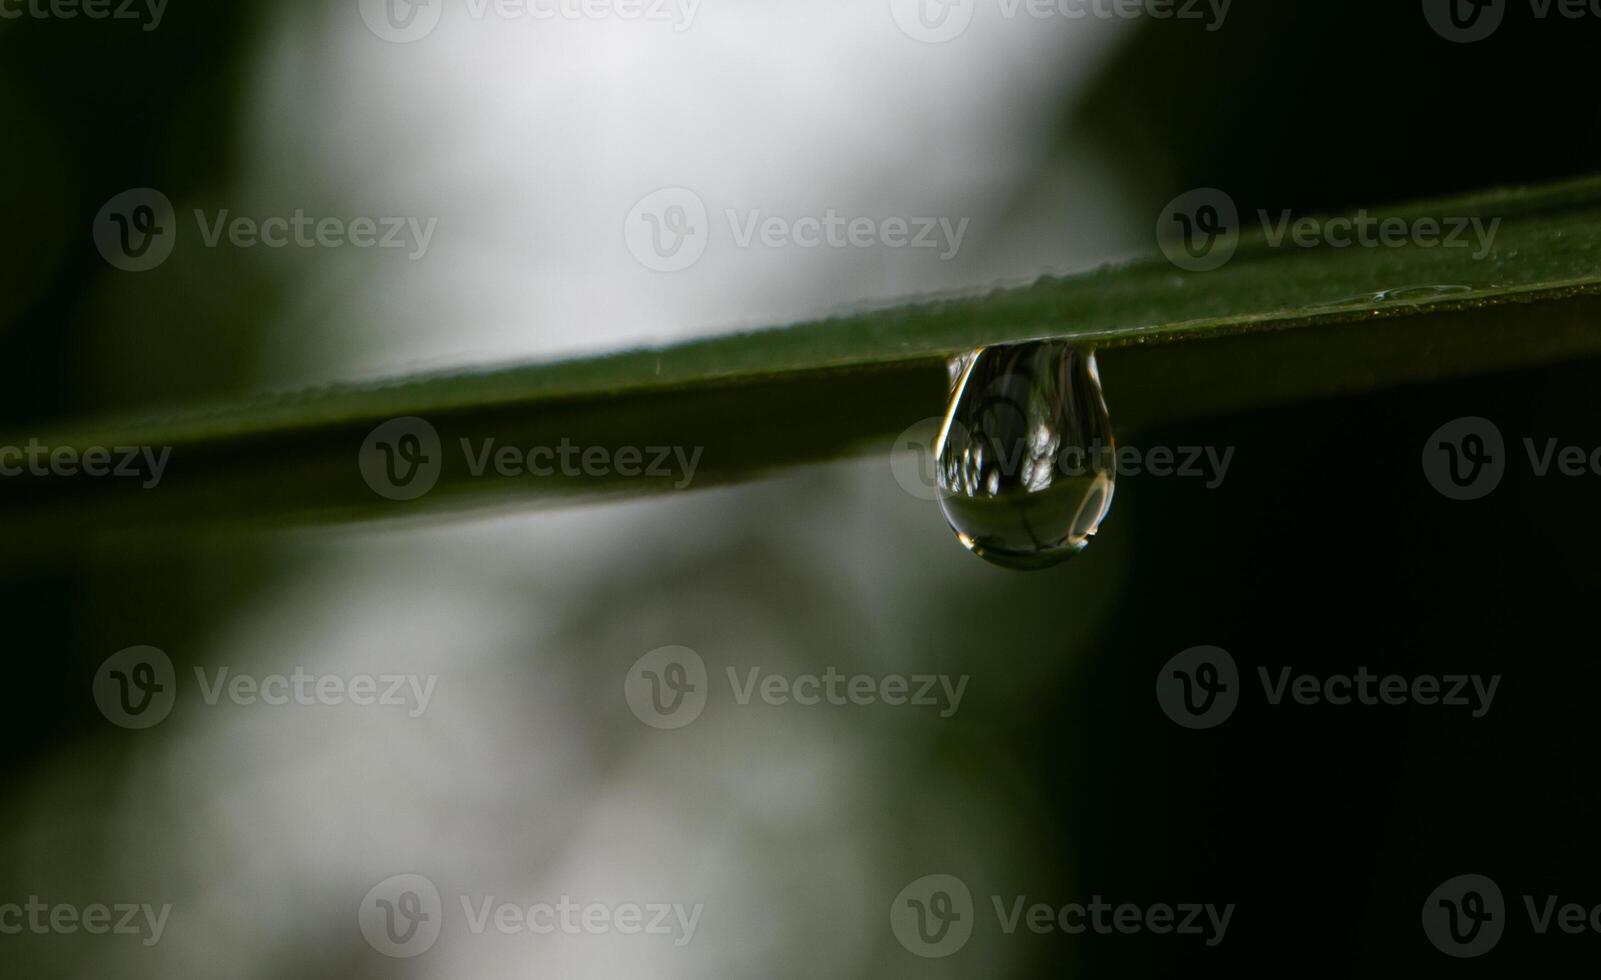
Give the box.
[934,340,1114,570]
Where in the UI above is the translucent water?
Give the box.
[935,341,1114,570]
[1370,283,1475,303]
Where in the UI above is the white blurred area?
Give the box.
[245,0,1143,381]
[11,3,1144,977]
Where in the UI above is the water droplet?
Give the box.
[1306,283,1477,312]
[935,341,1114,570]
[1370,283,1474,303]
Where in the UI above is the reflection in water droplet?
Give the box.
[935,341,1114,570]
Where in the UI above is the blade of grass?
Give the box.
[6,175,1601,550]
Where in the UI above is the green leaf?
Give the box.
[7,175,1601,547]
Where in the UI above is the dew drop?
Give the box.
[1371,283,1474,303]
[1306,283,1476,312]
[934,340,1114,570]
